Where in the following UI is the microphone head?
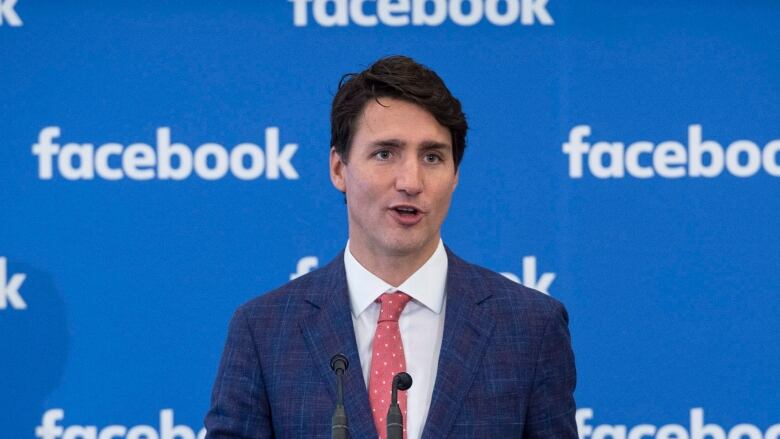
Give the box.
[330,354,349,374]
[394,372,413,391]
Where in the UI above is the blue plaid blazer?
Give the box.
[205,248,577,438]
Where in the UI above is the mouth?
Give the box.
[392,205,420,216]
[389,205,424,225]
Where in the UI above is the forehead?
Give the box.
[351,98,452,149]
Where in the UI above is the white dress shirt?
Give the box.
[344,240,448,439]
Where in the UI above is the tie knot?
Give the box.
[376,292,411,322]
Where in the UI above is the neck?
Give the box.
[348,239,439,287]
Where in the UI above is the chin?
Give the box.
[381,236,434,257]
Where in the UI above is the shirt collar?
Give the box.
[344,239,448,318]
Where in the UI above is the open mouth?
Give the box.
[393,206,420,216]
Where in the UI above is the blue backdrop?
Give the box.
[2,1,779,438]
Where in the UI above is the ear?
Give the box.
[330,147,346,192]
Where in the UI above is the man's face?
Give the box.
[330,98,459,262]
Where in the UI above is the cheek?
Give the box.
[347,169,385,196]
[434,181,456,205]
[436,197,453,217]
[344,173,379,207]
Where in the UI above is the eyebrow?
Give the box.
[370,139,404,149]
[420,141,450,151]
[369,139,451,151]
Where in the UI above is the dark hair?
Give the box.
[330,55,468,169]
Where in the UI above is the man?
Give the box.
[205,55,577,438]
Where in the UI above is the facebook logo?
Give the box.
[0,0,22,27]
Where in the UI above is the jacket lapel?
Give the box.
[299,255,377,439]
[421,250,495,438]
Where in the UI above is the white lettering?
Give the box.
[578,408,595,439]
[313,0,349,26]
[727,425,762,439]
[521,0,553,25]
[762,140,780,176]
[292,0,552,26]
[63,426,97,439]
[627,425,656,439]
[36,409,206,439]
[653,141,687,178]
[126,426,157,439]
[350,0,378,25]
[123,143,156,180]
[577,407,780,439]
[0,0,22,26]
[562,125,591,178]
[32,126,299,181]
[290,0,312,25]
[59,143,95,180]
[32,127,62,179]
[656,424,689,439]
[36,409,65,439]
[157,127,193,180]
[522,255,555,293]
[725,140,761,177]
[160,409,194,439]
[230,143,266,180]
[412,0,447,25]
[500,255,555,295]
[563,125,780,179]
[291,256,319,280]
[0,257,27,310]
[97,426,127,439]
[194,143,230,180]
[95,143,124,180]
[691,407,725,439]
[593,424,627,439]
[688,125,724,177]
[264,127,300,180]
[484,0,520,25]
[449,0,483,25]
[589,141,624,178]
[625,141,654,178]
[766,425,780,439]
[378,0,411,25]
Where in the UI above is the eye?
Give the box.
[424,153,442,164]
[374,150,392,160]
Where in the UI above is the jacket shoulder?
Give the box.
[450,252,568,319]
[234,253,344,317]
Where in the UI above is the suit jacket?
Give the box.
[205,248,577,438]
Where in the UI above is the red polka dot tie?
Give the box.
[369,291,412,439]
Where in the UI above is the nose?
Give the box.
[394,157,423,195]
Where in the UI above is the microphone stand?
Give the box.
[387,372,413,439]
[331,354,349,439]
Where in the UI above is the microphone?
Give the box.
[330,354,349,439]
[387,372,413,439]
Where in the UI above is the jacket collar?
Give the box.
[299,253,377,438]
[422,247,495,438]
